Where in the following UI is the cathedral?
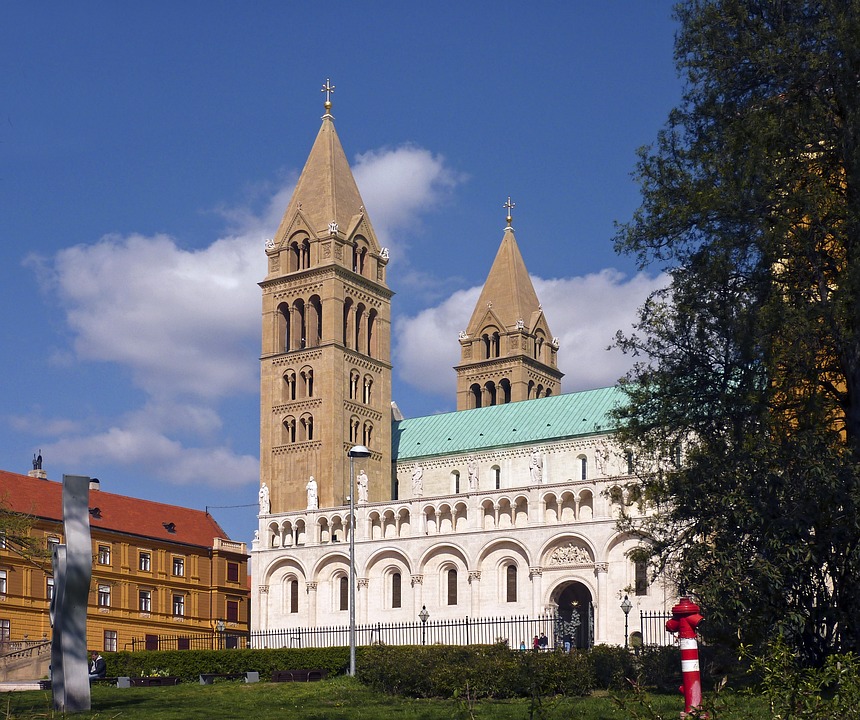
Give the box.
[250,86,672,648]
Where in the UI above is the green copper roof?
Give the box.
[393,386,624,461]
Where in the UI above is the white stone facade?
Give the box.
[251,433,673,647]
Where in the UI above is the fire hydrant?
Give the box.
[665,596,704,717]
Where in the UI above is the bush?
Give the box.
[357,644,593,699]
[105,647,349,682]
[589,644,636,690]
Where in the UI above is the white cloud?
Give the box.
[394,269,667,398]
[353,145,464,251]
[44,232,263,400]
[42,425,257,488]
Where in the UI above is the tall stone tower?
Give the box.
[259,83,393,512]
[455,200,563,410]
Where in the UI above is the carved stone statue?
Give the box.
[467,455,479,491]
[529,450,543,484]
[411,465,423,497]
[306,476,318,510]
[258,483,270,514]
[357,469,369,504]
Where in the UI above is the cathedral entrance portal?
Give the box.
[551,581,593,650]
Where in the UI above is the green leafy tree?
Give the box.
[613,0,860,664]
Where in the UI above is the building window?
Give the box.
[226,599,239,623]
[392,572,401,609]
[97,545,111,565]
[339,576,348,611]
[625,451,634,475]
[172,594,185,617]
[172,557,185,577]
[0,620,10,642]
[506,565,517,603]
[289,580,299,614]
[104,630,117,653]
[139,590,151,613]
[139,551,151,572]
[227,562,239,583]
[493,466,501,490]
[0,532,6,549]
[0,570,6,596]
[447,568,458,606]
[46,577,54,601]
[635,561,649,596]
[580,457,588,481]
[98,584,111,608]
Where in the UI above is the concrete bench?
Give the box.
[271,669,327,682]
[199,671,259,684]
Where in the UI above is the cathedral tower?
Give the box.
[259,82,393,512]
[455,200,562,410]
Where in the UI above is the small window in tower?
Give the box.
[227,562,239,583]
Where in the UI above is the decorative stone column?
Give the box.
[594,563,608,644]
[358,578,370,623]
[411,574,424,612]
[529,567,543,615]
[306,582,318,627]
[468,571,482,617]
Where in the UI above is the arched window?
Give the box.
[506,564,517,603]
[391,572,401,609]
[451,470,460,494]
[282,417,296,444]
[283,370,296,401]
[349,416,360,444]
[579,456,588,480]
[355,304,366,353]
[492,466,501,490]
[625,450,635,475]
[367,309,377,357]
[363,376,373,404]
[362,421,373,448]
[300,414,313,441]
[343,298,354,349]
[527,380,535,399]
[307,296,322,348]
[484,381,497,406]
[499,379,511,404]
[349,370,360,400]
[298,367,313,398]
[277,302,291,353]
[470,384,482,409]
[339,575,348,611]
[289,579,299,613]
[635,560,648,596]
[447,568,458,606]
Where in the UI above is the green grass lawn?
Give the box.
[0,677,770,720]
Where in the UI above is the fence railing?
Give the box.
[127,631,250,652]
[128,611,676,653]
[251,614,560,650]
[639,611,675,647]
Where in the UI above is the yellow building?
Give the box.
[0,468,249,654]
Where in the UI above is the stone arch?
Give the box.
[306,295,322,347]
[543,492,559,524]
[578,489,594,520]
[547,579,594,650]
[539,534,597,568]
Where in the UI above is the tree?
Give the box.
[613,0,860,664]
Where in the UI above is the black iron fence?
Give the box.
[128,611,676,653]
[251,614,559,650]
[639,611,675,647]
[127,631,250,652]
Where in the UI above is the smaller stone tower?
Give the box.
[455,199,563,410]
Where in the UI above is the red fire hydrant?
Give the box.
[665,596,704,717]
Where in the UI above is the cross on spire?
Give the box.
[504,196,516,228]
[321,78,335,113]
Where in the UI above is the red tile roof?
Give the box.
[0,470,230,549]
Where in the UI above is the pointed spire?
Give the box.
[465,204,543,334]
[271,80,372,246]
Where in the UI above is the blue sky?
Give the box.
[1,2,680,543]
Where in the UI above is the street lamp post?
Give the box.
[215,619,225,650]
[347,445,371,677]
[419,605,429,645]
[620,595,633,649]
